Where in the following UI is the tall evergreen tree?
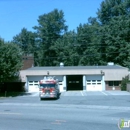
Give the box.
[76,18,102,65]
[51,31,78,66]
[97,0,130,25]
[33,9,68,66]
[97,0,130,67]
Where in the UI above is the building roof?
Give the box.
[26,65,128,71]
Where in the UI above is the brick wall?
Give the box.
[21,55,34,70]
[105,81,121,90]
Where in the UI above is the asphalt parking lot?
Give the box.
[60,90,130,96]
[30,90,130,97]
[0,90,130,130]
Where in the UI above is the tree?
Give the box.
[123,43,130,68]
[50,31,79,66]
[0,38,4,46]
[0,42,23,83]
[96,0,130,67]
[33,9,68,66]
[97,0,130,25]
[13,28,36,55]
[97,15,130,66]
[76,18,102,65]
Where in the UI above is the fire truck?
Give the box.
[39,77,60,100]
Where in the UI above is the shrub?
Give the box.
[121,75,129,91]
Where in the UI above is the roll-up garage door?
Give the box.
[27,76,44,92]
[86,75,102,91]
[67,75,83,91]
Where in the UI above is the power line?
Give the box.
[23,49,129,60]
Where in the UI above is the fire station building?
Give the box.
[20,62,129,92]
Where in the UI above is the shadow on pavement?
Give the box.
[0,92,32,97]
[40,93,61,101]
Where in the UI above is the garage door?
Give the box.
[86,75,102,91]
[67,75,83,91]
[27,76,44,92]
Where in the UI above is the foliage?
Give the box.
[7,4,130,68]
[77,18,102,65]
[1,3,130,91]
[33,9,68,66]
[0,38,4,46]
[13,28,36,55]
[51,31,79,66]
[0,42,23,83]
[105,16,130,65]
[121,75,129,91]
[96,0,130,67]
[97,0,130,25]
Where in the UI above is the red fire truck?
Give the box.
[39,77,60,100]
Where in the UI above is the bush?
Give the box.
[121,75,129,91]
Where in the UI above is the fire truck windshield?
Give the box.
[39,84,55,88]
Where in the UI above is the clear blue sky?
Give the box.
[0,0,103,42]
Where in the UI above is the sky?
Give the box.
[0,0,103,42]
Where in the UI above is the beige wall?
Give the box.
[104,69,128,81]
[20,69,102,82]
[20,68,129,82]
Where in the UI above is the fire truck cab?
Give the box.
[39,77,60,100]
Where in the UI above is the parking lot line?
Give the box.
[80,91,84,96]
[100,91,108,96]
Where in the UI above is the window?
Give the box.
[29,81,33,85]
[114,81,120,86]
[34,81,38,83]
[87,80,91,82]
[76,81,79,83]
[40,84,55,88]
[59,82,62,85]
[87,80,91,85]
[108,81,120,86]
[92,80,96,82]
[29,81,33,83]
[97,80,101,82]
[87,80,102,85]
[69,81,79,83]
[97,80,101,85]
[108,81,114,86]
